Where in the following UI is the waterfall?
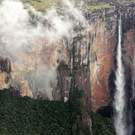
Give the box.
[114,17,127,135]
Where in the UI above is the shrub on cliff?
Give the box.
[91,112,115,135]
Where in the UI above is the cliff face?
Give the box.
[86,3,135,111]
[0,1,135,113]
[89,21,116,111]
[57,2,135,112]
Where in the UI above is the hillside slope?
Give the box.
[0,90,71,135]
[0,89,114,135]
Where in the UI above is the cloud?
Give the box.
[0,0,88,99]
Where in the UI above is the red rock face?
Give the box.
[90,22,116,111]
[123,30,135,66]
[89,22,135,111]
[123,30,135,99]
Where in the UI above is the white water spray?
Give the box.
[114,17,127,135]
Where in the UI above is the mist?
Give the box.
[0,0,88,99]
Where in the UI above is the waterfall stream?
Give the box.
[114,17,127,135]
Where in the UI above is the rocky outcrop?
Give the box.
[0,57,11,89]
[19,80,33,97]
